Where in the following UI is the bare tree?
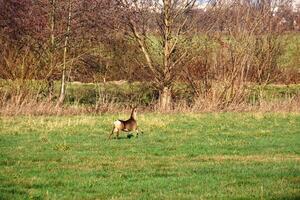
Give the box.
[116,0,196,110]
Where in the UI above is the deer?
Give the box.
[108,106,142,139]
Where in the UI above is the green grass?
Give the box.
[278,33,300,69]
[0,113,299,199]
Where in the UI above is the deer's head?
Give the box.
[131,105,138,120]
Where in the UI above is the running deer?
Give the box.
[109,106,142,139]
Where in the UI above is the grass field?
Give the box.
[0,113,299,199]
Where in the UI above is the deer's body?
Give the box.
[109,107,140,139]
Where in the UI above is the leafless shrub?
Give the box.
[183,0,286,109]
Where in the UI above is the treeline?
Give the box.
[0,0,300,111]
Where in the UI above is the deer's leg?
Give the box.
[139,128,144,135]
[135,126,144,137]
[116,130,120,139]
[108,128,114,139]
[135,128,140,137]
[109,126,118,139]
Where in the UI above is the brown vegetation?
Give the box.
[0,90,299,116]
[0,0,299,114]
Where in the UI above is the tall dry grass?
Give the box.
[170,97,300,113]
[0,92,126,116]
[0,91,299,116]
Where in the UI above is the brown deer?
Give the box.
[109,106,141,139]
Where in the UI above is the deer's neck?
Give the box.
[130,110,137,120]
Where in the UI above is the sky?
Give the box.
[196,0,300,7]
[197,0,300,4]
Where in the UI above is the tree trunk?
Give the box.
[48,0,56,97]
[50,0,56,69]
[159,86,172,111]
[58,0,72,106]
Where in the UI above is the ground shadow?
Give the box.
[110,133,135,140]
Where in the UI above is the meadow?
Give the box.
[0,113,299,199]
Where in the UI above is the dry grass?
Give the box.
[188,154,300,163]
[0,93,299,116]
[249,96,300,112]
[0,94,86,116]
[170,96,300,113]
[0,93,126,116]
